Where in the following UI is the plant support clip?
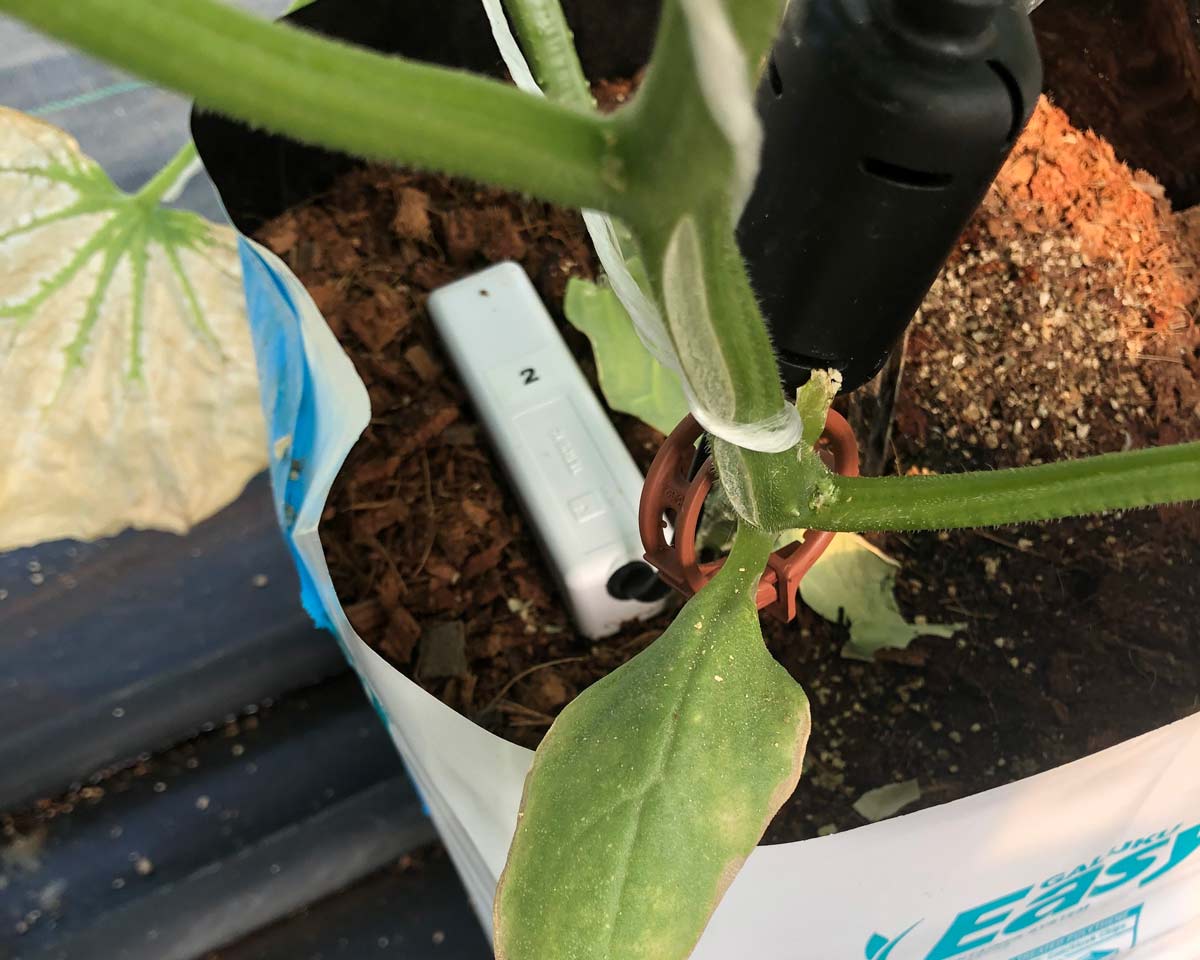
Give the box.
[639,411,860,622]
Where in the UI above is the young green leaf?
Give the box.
[494,527,810,960]
[798,534,964,661]
[564,277,689,436]
[0,108,266,550]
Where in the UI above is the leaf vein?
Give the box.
[601,645,710,955]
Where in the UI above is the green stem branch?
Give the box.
[500,0,593,110]
[134,140,199,206]
[803,441,1200,532]
[3,0,630,217]
[720,521,777,588]
[501,0,810,531]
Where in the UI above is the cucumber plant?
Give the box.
[4,1,1198,958]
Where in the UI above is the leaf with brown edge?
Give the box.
[494,526,810,960]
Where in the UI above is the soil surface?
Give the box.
[1034,0,1200,207]
[256,96,1200,843]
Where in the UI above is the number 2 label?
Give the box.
[520,367,539,385]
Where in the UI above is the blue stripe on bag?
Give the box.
[237,236,332,632]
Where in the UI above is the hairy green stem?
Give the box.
[2,0,631,217]
[502,0,810,531]
[23,0,1189,544]
[667,204,788,426]
[724,519,777,576]
[801,441,1200,532]
[500,0,593,110]
[613,0,809,529]
[134,141,199,207]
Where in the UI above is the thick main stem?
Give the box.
[3,0,630,218]
[502,0,811,530]
[613,0,810,528]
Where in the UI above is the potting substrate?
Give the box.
[253,94,1200,844]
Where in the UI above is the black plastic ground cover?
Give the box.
[1,677,431,960]
[208,855,490,960]
[0,475,345,813]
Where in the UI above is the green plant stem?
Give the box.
[502,0,810,531]
[727,520,777,575]
[134,141,199,207]
[2,0,630,217]
[619,0,785,232]
[800,441,1200,532]
[500,0,593,110]
[614,1,809,529]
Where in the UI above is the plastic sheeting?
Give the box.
[0,1,287,219]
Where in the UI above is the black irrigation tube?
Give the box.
[1,678,433,960]
[0,476,347,812]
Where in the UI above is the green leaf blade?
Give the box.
[564,277,690,435]
[495,528,809,960]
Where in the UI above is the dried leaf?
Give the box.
[0,108,266,550]
[798,534,965,661]
[853,779,921,823]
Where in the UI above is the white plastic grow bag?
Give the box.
[237,234,1200,959]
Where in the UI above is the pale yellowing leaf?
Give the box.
[798,534,965,661]
[0,108,266,550]
[853,779,921,823]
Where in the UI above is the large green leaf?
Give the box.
[799,534,965,661]
[495,526,810,960]
[0,108,266,550]
[564,277,689,435]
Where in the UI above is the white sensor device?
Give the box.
[428,262,668,639]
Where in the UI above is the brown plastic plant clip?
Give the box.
[639,409,860,622]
